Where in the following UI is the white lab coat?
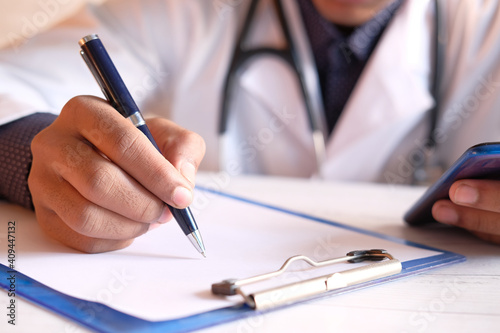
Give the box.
[1,0,500,183]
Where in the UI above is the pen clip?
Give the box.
[211,249,402,310]
[80,49,113,103]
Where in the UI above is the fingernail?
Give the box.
[434,204,459,225]
[172,186,193,207]
[454,184,479,205]
[181,162,196,186]
[157,206,171,224]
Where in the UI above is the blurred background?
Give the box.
[0,0,105,49]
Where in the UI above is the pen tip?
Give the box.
[202,252,207,258]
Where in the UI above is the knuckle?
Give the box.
[31,127,51,155]
[61,96,87,117]
[85,165,116,200]
[114,130,143,161]
[34,208,56,233]
[135,199,163,223]
[64,95,91,110]
[30,131,43,152]
[27,171,42,197]
[61,95,105,125]
[76,203,102,237]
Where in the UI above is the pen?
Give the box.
[79,34,206,257]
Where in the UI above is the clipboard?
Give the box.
[0,187,465,333]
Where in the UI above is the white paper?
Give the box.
[0,189,439,321]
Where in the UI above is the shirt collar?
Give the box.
[298,0,404,62]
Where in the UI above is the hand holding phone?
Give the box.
[404,142,500,226]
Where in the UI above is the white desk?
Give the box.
[1,173,499,332]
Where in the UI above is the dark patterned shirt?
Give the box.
[297,0,403,134]
[0,113,57,209]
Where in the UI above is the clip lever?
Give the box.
[212,249,401,310]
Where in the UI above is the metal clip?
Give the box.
[211,249,401,310]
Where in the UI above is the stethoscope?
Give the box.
[220,0,445,181]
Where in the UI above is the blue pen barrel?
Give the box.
[136,123,160,151]
[170,206,197,235]
[79,34,139,118]
[137,121,196,236]
[79,34,203,247]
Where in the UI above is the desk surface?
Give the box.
[1,173,499,333]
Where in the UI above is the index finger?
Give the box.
[147,117,206,186]
[60,95,194,209]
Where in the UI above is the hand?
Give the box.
[28,96,206,253]
[432,179,500,244]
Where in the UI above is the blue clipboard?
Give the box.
[0,187,465,333]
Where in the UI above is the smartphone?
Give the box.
[404,142,500,225]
